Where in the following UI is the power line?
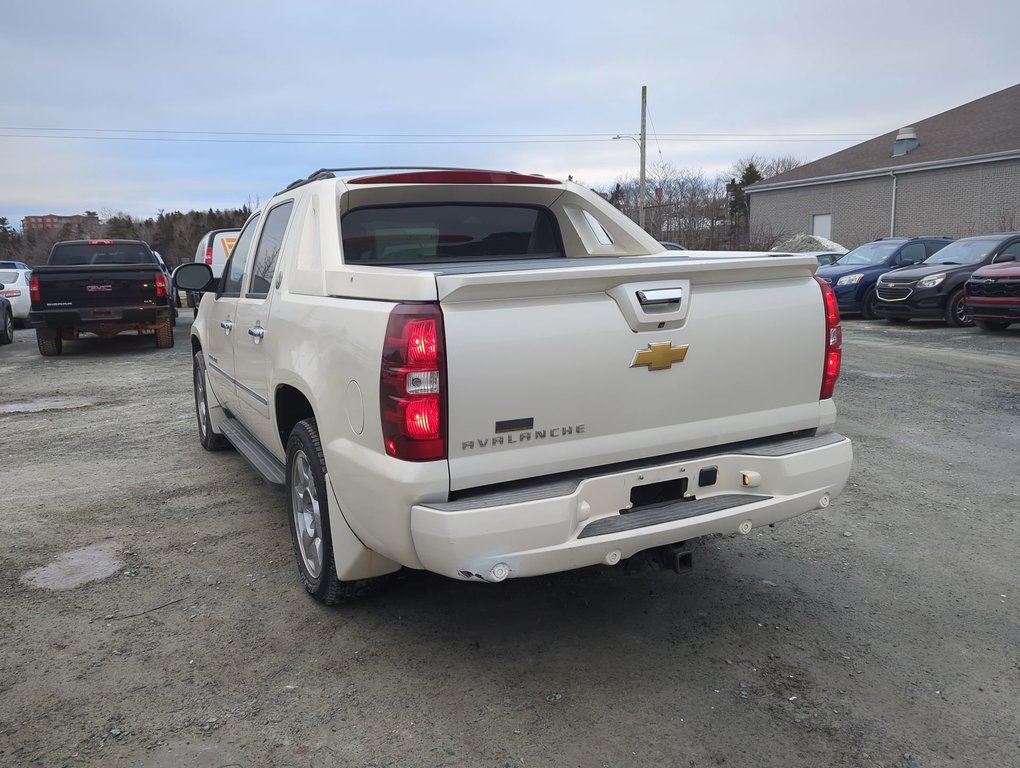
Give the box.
[0,125,877,141]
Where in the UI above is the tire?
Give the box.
[286,418,388,605]
[36,328,62,356]
[155,317,174,348]
[193,351,229,451]
[0,309,12,345]
[974,319,1010,331]
[861,288,879,320]
[886,318,909,325]
[944,289,974,328]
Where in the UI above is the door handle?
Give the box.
[248,326,265,341]
[220,320,234,332]
[636,288,684,306]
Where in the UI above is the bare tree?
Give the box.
[729,154,803,181]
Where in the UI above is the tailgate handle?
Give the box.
[636,288,683,306]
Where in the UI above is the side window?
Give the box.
[995,240,1020,261]
[926,240,949,258]
[221,214,261,295]
[247,201,294,297]
[897,243,925,264]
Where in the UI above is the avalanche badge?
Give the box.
[630,342,689,371]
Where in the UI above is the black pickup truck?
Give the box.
[29,239,176,356]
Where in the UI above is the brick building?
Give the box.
[22,213,101,236]
[746,84,1020,248]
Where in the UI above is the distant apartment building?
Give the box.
[22,213,100,235]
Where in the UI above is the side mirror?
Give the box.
[172,262,216,292]
[900,259,914,267]
[996,253,1016,263]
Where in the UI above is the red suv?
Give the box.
[965,256,1020,330]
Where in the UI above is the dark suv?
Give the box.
[875,233,1020,327]
[816,237,951,319]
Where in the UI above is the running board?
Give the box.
[219,418,286,486]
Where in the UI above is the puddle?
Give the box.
[21,541,125,591]
[0,397,98,415]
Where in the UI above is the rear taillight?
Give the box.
[815,276,842,399]
[155,273,168,298]
[205,245,213,265]
[30,275,41,303]
[0,289,19,298]
[380,303,446,461]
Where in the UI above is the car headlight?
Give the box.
[917,272,946,289]
[836,273,864,286]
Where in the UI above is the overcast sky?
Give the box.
[2,0,1017,226]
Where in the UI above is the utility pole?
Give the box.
[639,85,647,232]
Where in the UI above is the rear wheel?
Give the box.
[861,288,879,320]
[36,328,62,356]
[0,309,12,345]
[974,319,1010,331]
[193,351,229,451]
[944,289,973,328]
[286,418,388,605]
[155,317,174,348]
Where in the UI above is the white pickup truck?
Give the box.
[173,167,852,604]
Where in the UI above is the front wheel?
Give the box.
[286,418,387,605]
[193,351,229,451]
[944,289,974,328]
[861,288,879,320]
[0,309,12,345]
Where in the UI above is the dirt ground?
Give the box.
[1,317,1018,768]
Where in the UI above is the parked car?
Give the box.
[0,260,30,270]
[817,237,951,319]
[875,233,1020,327]
[965,256,1020,330]
[0,267,31,326]
[189,228,240,310]
[0,293,12,345]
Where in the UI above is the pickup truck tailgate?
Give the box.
[436,256,827,491]
[33,265,165,310]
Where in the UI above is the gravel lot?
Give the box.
[1,317,1018,768]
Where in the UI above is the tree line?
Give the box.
[0,154,803,264]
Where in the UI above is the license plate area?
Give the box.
[625,477,690,513]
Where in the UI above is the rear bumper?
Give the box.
[410,432,852,581]
[29,306,171,329]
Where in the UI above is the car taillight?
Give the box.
[0,289,19,298]
[30,275,41,303]
[205,245,213,265]
[815,275,842,399]
[155,273,168,298]
[380,303,446,461]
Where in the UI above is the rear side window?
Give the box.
[248,201,294,296]
[341,204,563,264]
[49,243,153,265]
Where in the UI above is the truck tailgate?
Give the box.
[436,256,827,491]
[34,265,165,310]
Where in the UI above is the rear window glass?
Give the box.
[0,270,19,283]
[49,243,154,265]
[341,204,563,264]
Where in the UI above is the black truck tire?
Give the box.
[37,328,62,356]
[155,317,174,348]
